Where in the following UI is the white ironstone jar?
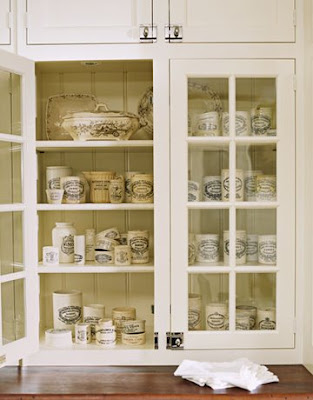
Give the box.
[52,222,76,263]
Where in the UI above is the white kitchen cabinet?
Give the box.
[24,0,153,44]
[0,0,11,45]
[170,59,295,349]
[168,0,295,43]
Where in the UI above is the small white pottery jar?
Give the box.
[53,290,82,334]
[83,304,106,340]
[109,179,125,204]
[46,166,72,189]
[75,323,91,344]
[52,222,76,263]
[256,307,276,330]
[221,169,244,201]
[244,170,262,201]
[114,245,132,266]
[246,234,258,263]
[256,175,277,201]
[258,235,276,265]
[96,321,116,348]
[188,180,200,202]
[195,234,219,263]
[188,293,202,331]
[236,314,250,330]
[205,303,228,331]
[42,246,59,266]
[131,174,154,204]
[222,111,250,136]
[112,307,136,339]
[94,250,114,264]
[223,230,247,265]
[60,176,86,204]
[202,176,221,201]
[236,305,257,329]
[251,107,272,136]
[46,189,64,204]
[128,230,150,264]
[125,171,142,203]
[196,111,220,136]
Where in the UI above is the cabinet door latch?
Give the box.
[166,332,184,349]
[164,25,183,42]
[139,25,157,43]
[154,332,159,349]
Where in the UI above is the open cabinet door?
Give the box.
[0,49,38,366]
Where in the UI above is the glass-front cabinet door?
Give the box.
[170,59,295,349]
[0,0,11,45]
[0,49,38,365]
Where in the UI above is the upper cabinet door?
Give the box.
[169,0,295,43]
[26,0,153,44]
[0,49,38,366]
[0,1,11,45]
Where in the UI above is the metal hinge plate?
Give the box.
[166,332,184,349]
[139,25,157,43]
[164,25,183,42]
[154,332,158,349]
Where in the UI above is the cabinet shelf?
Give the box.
[36,140,153,152]
[187,265,278,273]
[187,201,278,209]
[37,203,154,211]
[38,262,154,273]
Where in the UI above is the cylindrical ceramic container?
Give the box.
[205,303,228,331]
[75,323,91,344]
[121,332,146,345]
[112,307,136,339]
[188,180,200,202]
[125,171,142,203]
[246,234,258,263]
[52,222,76,263]
[202,176,221,201]
[121,319,145,334]
[109,179,125,204]
[128,230,149,264]
[114,245,132,266]
[251,107,272,136]
[195,234,219,263]
[222,111,250,136]
[236,305,257,329]
[258,235,276,265]
[188,293,202,331]
[83,304,106,340]
[244,170,262,201]
[95,236,119,251]
[131,174,154,204]
[74,235,85,265]
[42,246,59,266]
[53,290,82,334]
[256,307,276,330]
[196,111,220,136]
[94,250,114,264]
[221,169,244,201]
[223,230,247,265]
[46,189,64,204]
[97,227,120,240]
[188,233,196,265]
[45,329,73,347]
[95,321,116,348]
[256,175,277,201]
[86,171,116,203]
[60,176,86,204]
[46,166,72,189]
[235,314,250,330]
[85,229,95,261]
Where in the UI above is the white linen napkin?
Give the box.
[174,358,279,391]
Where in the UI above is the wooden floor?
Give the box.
[0,365,313,399]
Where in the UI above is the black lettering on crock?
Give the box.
[58,306,81,324]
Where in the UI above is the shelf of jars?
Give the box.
[38,261,154,273]
[37,203,154,211]
[36,140,154,152]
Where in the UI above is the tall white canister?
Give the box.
[46,166,72,189]
[52,222,77,263]
[53,290,82,334]
[128,230,150,264]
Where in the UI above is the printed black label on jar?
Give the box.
[236,239,246,259]
[236,115,248,135]
[188,310,201,329]
[61,235,74,255]
[259,318,276,330]
[48,177,61,189]
[251,115,271,135]
[132,181,153,200]
[58,306,81,324]
[203,180,221,201]
[95,252,113,263]
[207,312,225,330]
[63,181,84,201]
[129,237,149,255]
[188,193,197,202]
[244,176,257,197]
[198,240,219,261]
[247,241,258,256]
[259,241,276,263]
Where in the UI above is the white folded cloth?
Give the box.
[174,358,279,391]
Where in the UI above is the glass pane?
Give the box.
[0,212,24,275]
[188,273,229,331]
[0,71,21,136]
[236,273,276,331]
[236,144,276,202]
[189,209,229,266]
[0,142,22,204]
[236,209,276,266]
[188,144,229,202]
[2,279,25,344]
[236,78,276,137]
[188,78,227,137]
